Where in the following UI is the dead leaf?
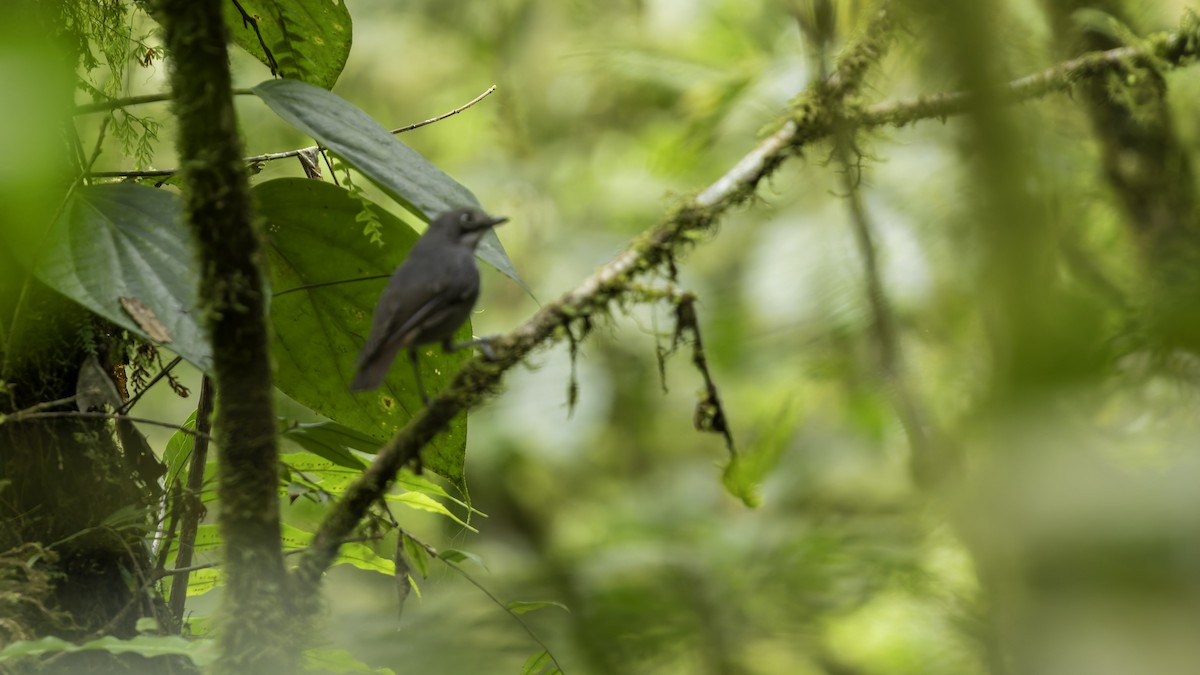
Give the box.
[119,296,172,343]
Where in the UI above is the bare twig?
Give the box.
[0,411,212,440]
[85,85,499,179]
[273,274,390,298]
[72,89,256,116]
[388,85,497,134]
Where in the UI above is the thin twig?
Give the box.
[85,85,499,179]
[1,411,212,440]
[155,534,380,578]
[389,85,497,134]
[273,274,390,298]
[0,395,81,418]
[72,89,257,116]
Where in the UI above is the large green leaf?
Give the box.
[30,183,211,371]
[224,0,351,90]
[259,178,468,488]
[252,78,527,293]
[0,635,216,667]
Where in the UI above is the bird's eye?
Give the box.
[460,212,472,224]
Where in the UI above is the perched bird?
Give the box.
[351,207,508,399]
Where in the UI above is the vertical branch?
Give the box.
[812,2,952,485]
[1041,1,1200,349]
[831,131,953,487]
[167,375,213,630]
[157,0,292,669]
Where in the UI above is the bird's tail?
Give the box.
[350,350,389,391]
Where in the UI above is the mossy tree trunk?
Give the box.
[157,0,295,670]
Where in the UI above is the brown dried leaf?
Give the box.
[119,296,172,343]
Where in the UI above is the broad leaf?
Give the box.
[280,419,371,470]
[252,78,527,292]
[29,183,210,371]
[224,0,352,89]
[305,648,396,675]
[259,178,468,488]
[0,635,216,667]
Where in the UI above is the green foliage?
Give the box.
[12,0,1200,673]
[0,634,216,667]
[258,177,469,486]
[223,0,353,89]
[23,184,211,370]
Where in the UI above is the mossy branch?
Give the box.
[292,4,902,591]
[293,7,1200,590]
[856,19,1200,130]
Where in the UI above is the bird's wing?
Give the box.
[351,283,451,392]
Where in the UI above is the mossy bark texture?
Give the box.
[157,0,294,670]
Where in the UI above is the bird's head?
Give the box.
[433,207,508,248]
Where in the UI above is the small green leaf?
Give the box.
[401,533,430,579]
[722,398,802,508]
[252,79,528,293]
[163,410,198,487]
[506,600,570,615]
[391,492,476,532]
[280,419,369,469]
[439,548,485,568]
[336,542,396,575]
[520,649,552,675]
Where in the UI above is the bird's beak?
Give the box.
[488,216,509,228]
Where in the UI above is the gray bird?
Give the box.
[351,207,508,398]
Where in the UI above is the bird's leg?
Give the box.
[407,347,430,405]
[443,336,497,361]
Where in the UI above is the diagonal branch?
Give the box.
[290,8,1200,590]
[854,23,1200,130]
[292,4,900,590]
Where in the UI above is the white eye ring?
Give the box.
[460,212,472,223]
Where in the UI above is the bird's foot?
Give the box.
[445,336,499,361]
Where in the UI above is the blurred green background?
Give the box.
[60,0,1200,673]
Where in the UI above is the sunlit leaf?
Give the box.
[520,650,553,675]
[722,398,803,507]
[506,600,569,615]
[401,533,430,579]
[337,542,395,575]
[390,492,476,532]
